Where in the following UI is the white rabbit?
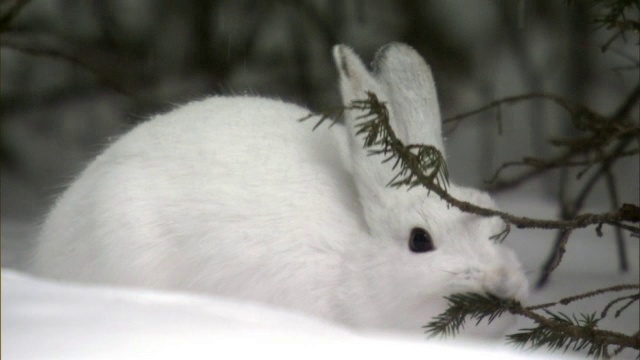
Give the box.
[30,43,528,335]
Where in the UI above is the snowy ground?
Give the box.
[1,187,638,359]
[3,268,576,360]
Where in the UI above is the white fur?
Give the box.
[30,43,528,334]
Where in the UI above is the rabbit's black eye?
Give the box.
[409,227,435,253]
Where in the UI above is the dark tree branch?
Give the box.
[604,168,629,272]
[526,284,640,310]
[426,288,640,354]
[485,148,639,185]
[0,34,158,106]
[445,87,639,193]
[536,137,636,287]
[307,93,640,237]
[535,229,574,288]
[0,0,32,32]
[611,83,640,122]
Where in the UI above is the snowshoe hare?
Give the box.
[31,43,528,334]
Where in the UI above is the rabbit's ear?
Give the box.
[373,43,445,156]
[333,45,395,190]
[334,45,412,239]
[333,45,386,112]
[333,44,445,238]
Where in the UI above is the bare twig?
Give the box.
[485,148,639,185]
[0,35,157,105]
[601,294,640,319]
[610,83,640,122]
[443,93,585,126]
[604,168,629,272]
[535,229,574,288]
[453,88,640,193]
[0,0,33,32]
[536,137,636,287]
[526,284,640,310]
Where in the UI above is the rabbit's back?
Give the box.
[31,96,361,315]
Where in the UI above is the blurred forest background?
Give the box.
[1,0,638,236]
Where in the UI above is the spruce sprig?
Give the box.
[301,92,640,237]
[349,93,449,190]
[423,288,640,359]
[423,293,516,337]
[300,91,450,191]
[507,309,640,359]
[507,311,609,357]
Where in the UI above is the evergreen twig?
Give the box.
[304,91,640,236]
[424,289,640,357]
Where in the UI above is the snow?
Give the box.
[3,269,573,360]
[1,186,638,359]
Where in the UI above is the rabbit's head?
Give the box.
[333,44,528,331]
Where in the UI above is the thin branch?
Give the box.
[526,284,640,310]
[601,294,640,319]
[307,92,640,235]
[535,229,573,288]
[610,83,640,122]
[0,36,157,106]
[537,137,636,287]
[485,148,639,185]
[373,94,639,230]
[451,88,640,192]
[426,291,640,352]
[604,168,629,272]
[0,0,33,32]
[443,93,586,126]
[508,305,639,352]
[612,330,639,357]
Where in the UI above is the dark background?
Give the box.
[1,0,638,223]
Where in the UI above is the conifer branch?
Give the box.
[566,0,640,52]
[424,288,640,358]
[304,91,640,237]
[505,309,634,358]
[301,92,450,191]
[423,293,515,337]
[526,284,640,310]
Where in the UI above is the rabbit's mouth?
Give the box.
[441,264,529,304]
[481,269,529,302]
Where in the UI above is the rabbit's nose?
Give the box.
[483,265,529,301]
